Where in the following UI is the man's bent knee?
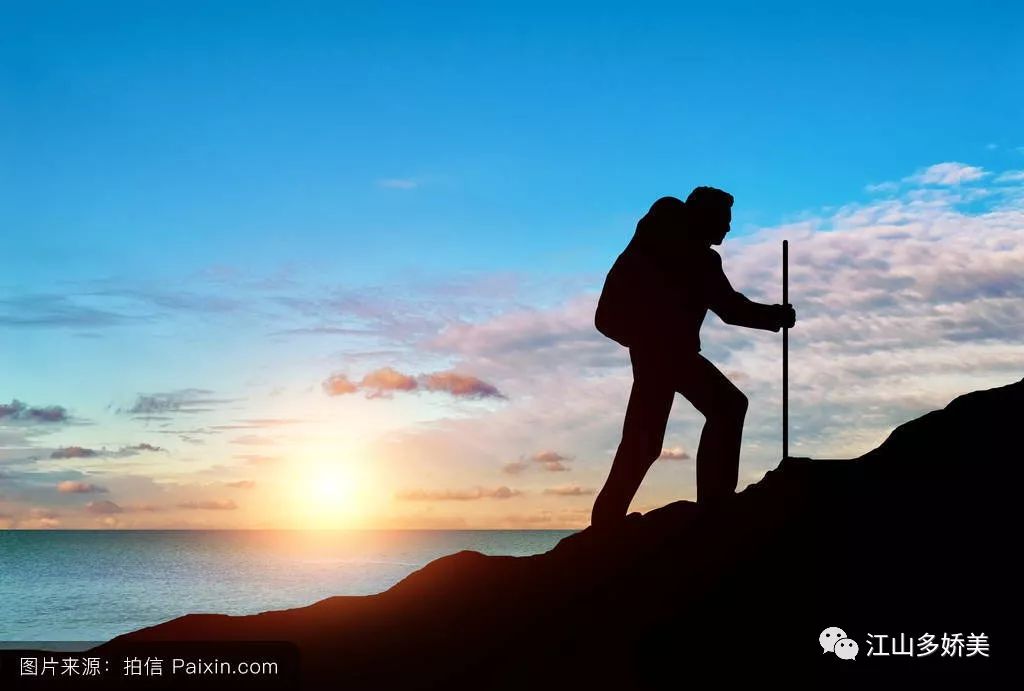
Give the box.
[734,390,748,414]
[714,388,747,420]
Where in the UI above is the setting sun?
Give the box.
[289,457,368,529]
[315,460,356,502]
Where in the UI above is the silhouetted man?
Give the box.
[591,187,796,527]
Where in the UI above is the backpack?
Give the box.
[595,249,648,348]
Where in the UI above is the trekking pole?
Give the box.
[782,240,789,460]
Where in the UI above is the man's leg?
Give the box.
[674,355,748,506]
[591,374,675,528]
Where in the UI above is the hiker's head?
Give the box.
[685,186,733,246]
[633,196,688,256]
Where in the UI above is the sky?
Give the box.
[1,1,1022,529]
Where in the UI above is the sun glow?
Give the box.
[288,456,370,528]
[312,462,355,504]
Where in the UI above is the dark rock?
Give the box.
[97,378,1020,689]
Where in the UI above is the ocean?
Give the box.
[0,530,573,643]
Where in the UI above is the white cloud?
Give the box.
[865,181,899,194]
[995,170,1024,183]
[905,162,987,185]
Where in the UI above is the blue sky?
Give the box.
[2,1,1022,528]
[4,1,1020,281]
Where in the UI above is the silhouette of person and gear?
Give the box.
[592,187,796,527]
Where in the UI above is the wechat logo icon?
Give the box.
[820,626,858,660]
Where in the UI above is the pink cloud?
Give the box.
[324,367,502,401]
[323,374,359,396]
[51,446,98,459]
[85,500,123,514]
[177,499,238,510]
[121,503,163,512]
[57,481,108,494]
[30,508,59,520]
[543,485,594,496]
[124,443,164,453]
[532,450,572,472]
[421,371,503,398]
[360,367,419,397]
[395,486,522,501]
[659,447,691,461]
[502,460,528,475]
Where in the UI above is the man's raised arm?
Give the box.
[706,250,788,331]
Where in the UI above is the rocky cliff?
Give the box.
[100,378,1019,689]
